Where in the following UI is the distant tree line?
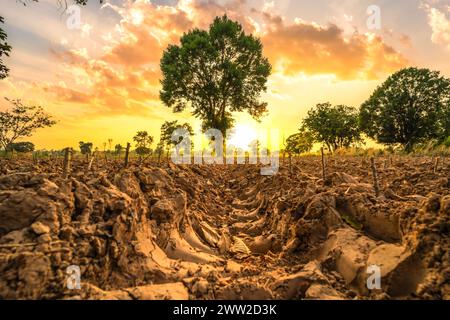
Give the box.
[75,120,194,161]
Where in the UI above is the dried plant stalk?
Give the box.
[370,157,380,197]
[434,157,439,173]
[62,147,71,179]
[321,147,326,183]
[124,142,131,168]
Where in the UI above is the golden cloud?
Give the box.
[44,0,409,118]
[260,12,408,79]
[47,48,160,117]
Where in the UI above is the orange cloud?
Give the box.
[46,48,160,117]
[101,0,255,67]
[260,12,408,79]
[43,85,91,104]
[43,0,409,119]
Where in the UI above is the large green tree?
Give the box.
[160,15,271,136]
[360,67,450,151]
[301,103,362,152]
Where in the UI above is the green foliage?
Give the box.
[360,67,450,152]
[284,131,314,155]
[301,103,362,152]
[133,131,153,156]
[155,140,165,157]
[6,141,35,153]
[114,144,123,155]
[160,15,271,135]
[442,104,450,141]
[444,136,450,148]
[79,141,93,155]
[135,146,152,156]
[0,16,12,79]
[0,99,56,151]
[160,121,193,148]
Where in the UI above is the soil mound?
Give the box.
[0,156,448,300]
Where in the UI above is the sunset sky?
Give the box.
[0,0,449,150]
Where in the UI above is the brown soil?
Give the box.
[0,156,448,300]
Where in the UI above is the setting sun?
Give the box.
[226,124,259,150]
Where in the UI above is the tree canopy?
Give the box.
[114,144,123,155]
[0,99,56,151]
[301,103,362,152]
[79,141,93,155]
[160,15,271,136]
[6,141,35,153]
[160,120,193,148]
[284,131,314,155]
[133,131,154,156]
[360,67,450,151]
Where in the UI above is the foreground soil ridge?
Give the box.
[0,156,448,300]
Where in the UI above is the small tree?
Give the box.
[249,139,261,153]
[135,146,152,157]
[285,131,314,155]
[160,15,271,136]
[160,121,193,146]
[114,144,123,155]
[0,99,56,152]
[301,103,361,153]
[360,67,450,152]
[79,141,93,156]
[155,141,165,162]
[107,138,113,152]
[133,131,153,158]
[159,121,194,159]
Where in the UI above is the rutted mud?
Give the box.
[0,156,448,300]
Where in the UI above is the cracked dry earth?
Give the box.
[0,156,449,300]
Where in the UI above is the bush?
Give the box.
[6,141,35,153]
[443,136,450,148]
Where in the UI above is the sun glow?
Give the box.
[226,124,259,150]
[130,10,144,25]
